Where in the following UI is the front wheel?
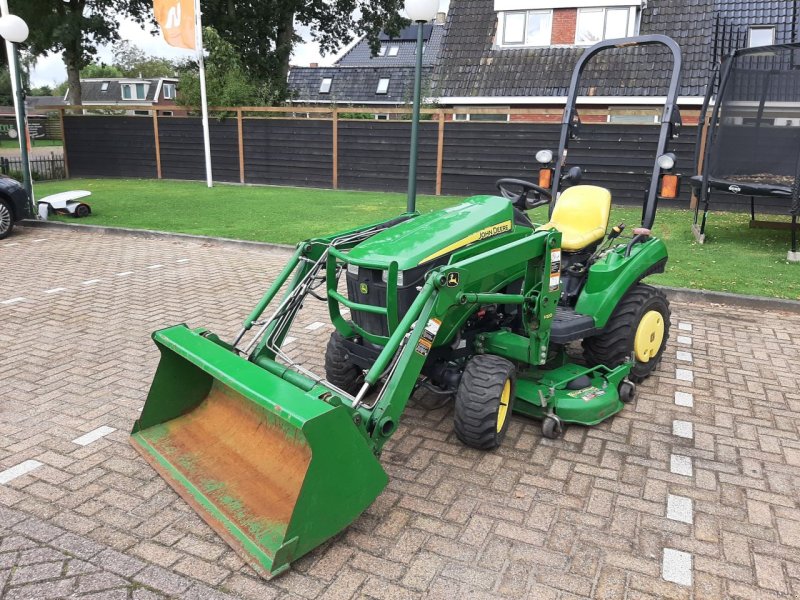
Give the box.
[0,200,13,240]
[324,331,364,395]
[582,284,671,383]
[453,355,516,450]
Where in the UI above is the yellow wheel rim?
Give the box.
[634,310,665,363]
[497,380,511,433]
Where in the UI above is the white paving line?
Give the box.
[678,322,693,332]
[672,420,694,439]
[667,494,693,524]
[72,426,116,447]
[283,336,297,345]
[44,288,67,294]
[305,322,325,331]
[31,239,48,243]
[3,242,20,247]
[82,279,102,285]
[662,548,692,586]
[147,264,164,269]
[670,454,693,477]
[677,335,692,346]
[674,391,694,408]
[176,259,190,263]
[116,272,134,277]
[1,297,26,305]
[676,351,693,363]
[0,460,43,485]
[676,368,694,382]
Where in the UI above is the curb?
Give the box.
[20,219,295,254]
[20,219,800,314]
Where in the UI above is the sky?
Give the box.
[29,1,450,89]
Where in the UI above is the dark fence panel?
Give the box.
[64,116,156,178]
[338,120,438,194]
[159,118,240,183]
[243,119,332,188]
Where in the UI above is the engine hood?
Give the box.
[347,195,518,270]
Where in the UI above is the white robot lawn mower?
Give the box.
[37,190,92,219]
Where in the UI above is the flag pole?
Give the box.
[194,0,213,188]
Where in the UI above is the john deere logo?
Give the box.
[446,272,460,287]
[359,282,369,294]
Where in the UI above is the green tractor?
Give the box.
[131,36,683,578]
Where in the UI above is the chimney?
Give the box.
[436,11,446,24]
[310,62,319,68]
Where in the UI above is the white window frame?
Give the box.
[748,26,775,48]
[498,9,553,47]
[319,78,333,94]
[101,82,109,92]
[575,6,636,45]
[163,83,176,100]
[160,111,174,117]
[376,78,390,95]
[374,114,390,120]
[122,84,132,100]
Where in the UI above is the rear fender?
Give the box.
[575,238,668,329]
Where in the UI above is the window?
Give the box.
[374,114,390,120]
[160,111,174,117]
[163,83,176,100]
[749,26,775,48]
[122,83,148,101]
[388,46,399,56]
[453,113,510,122]
[376,78,390,94]
[575,7,632,45]
[101,82,109,92]
[501,10,552,46]
[133,110,150,116]
[377,46,387,56]
[319,78,333,94]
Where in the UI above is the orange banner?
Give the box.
[154,0,196,50]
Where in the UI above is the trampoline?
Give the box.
[691,43,800,261]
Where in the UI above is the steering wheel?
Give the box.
[496,178,552,210]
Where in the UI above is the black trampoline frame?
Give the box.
[692,43,800,254]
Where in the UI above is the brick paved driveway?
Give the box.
[1,226,799,600]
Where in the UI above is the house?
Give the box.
[287,18,446,114]
[65,77,181,116]
[430,0,800,123]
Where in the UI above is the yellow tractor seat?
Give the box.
[537,185,612,252]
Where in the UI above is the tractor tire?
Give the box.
[324,331,364,395]
[0,199,13,240]
[454,354,516,450]
[582,284,671,383]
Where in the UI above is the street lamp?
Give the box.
[0,12,34,212]
[404,0,439,213]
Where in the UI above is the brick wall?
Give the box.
[552,8,577,45]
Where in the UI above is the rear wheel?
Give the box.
[74,203,91,218]
[0,200,13,240]
[582,284,670,383]
[454,355,516,450]
[324,331,364,395]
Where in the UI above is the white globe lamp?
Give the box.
[404,0,439,23]
[0,14,29,44]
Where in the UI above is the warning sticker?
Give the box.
[549,247,562,291]
[415,318,442,357]
[566,386,603,402]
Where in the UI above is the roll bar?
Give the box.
[549,35,683,230]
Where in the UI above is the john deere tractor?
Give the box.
[131,36,683,578]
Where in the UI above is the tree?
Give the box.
[81,63,124,79]
[10,0,153,106]
[177,27,277,108]
[202,0,409,102]
[113,41,177,78]
[30,85,55,97]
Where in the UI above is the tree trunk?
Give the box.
[275,9,294,85]
[64,53,82,106]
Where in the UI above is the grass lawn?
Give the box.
[34,178,800,300]
[0,139,63,148]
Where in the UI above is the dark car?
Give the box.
[0,176,32,239]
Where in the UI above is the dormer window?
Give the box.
[748,26,775,48]
[376,78,390,94]
[319,78,333,94]
[122,82,148,101]
[500,10,552,47]
[575,7,634,45]
[163,83,176,100]
[388,46,400,56]
[101,82,109,92]
[377,46,387,56]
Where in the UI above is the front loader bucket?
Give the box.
[130,325,388,578]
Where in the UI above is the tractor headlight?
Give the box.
[536,149,554,165]
[381,270,404,286]
[347,264,359,276]
[657,153,676,171]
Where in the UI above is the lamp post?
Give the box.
[404,0,439,213]
[0,11,34,212]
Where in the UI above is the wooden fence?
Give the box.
[57,106,705,206]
